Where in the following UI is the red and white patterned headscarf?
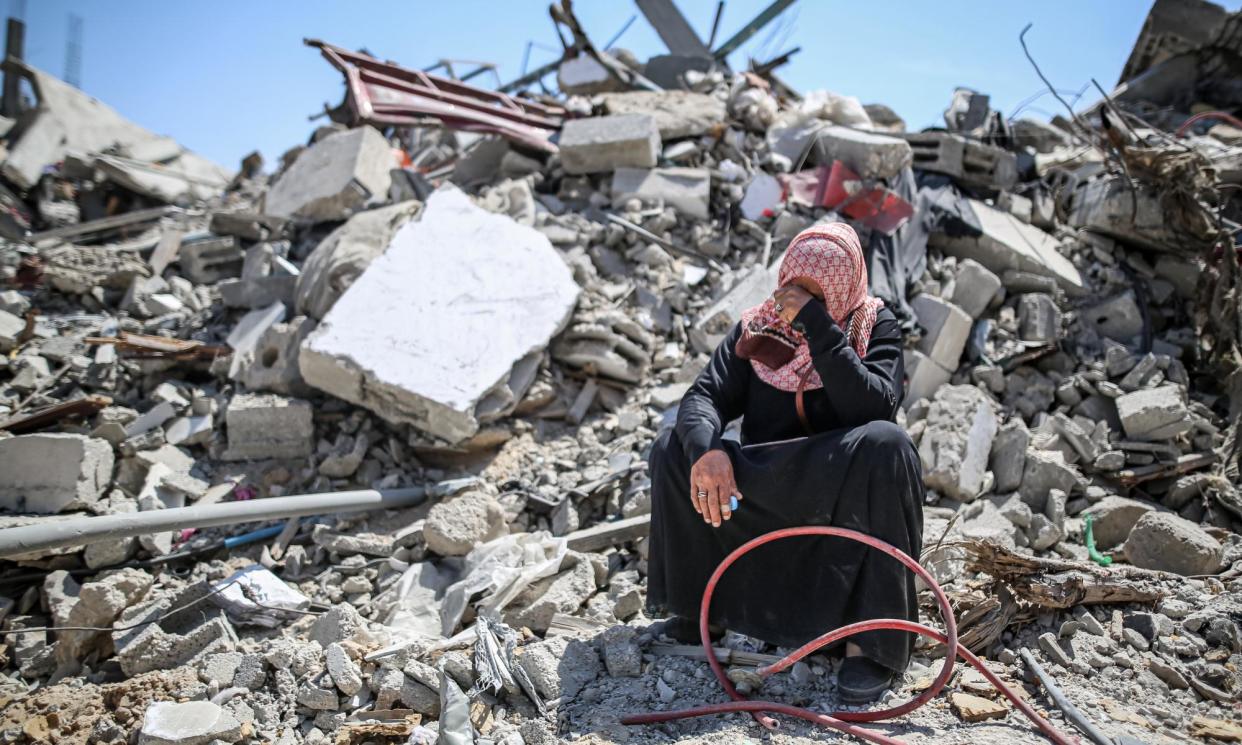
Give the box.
[736,223,883,392]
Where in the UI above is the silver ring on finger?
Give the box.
[774,302,784,312]
[696,490,708,498]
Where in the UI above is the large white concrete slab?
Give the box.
[931,199,1086,295]
[300,188,581,442]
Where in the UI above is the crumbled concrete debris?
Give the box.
[0,7,1239,745]
[919,385,997,501]
[423,490,508,557]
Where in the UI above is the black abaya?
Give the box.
[646,302,924,673]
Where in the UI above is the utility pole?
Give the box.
[1,14,24,117]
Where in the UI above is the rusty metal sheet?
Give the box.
[306,39,566,153]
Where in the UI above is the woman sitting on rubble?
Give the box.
[646,222,923,704]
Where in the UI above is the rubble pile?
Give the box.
[0,1,1241,744]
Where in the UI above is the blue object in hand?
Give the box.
[729,495,739,511]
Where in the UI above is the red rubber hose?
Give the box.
[1175,110,1242,138]
[621,526,1080,745]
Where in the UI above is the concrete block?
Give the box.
[114,581,237,676]
[911,294,972,371]
[931,199,1085,295]
[218,275,297,309]
[178,236,243,284]
[1019,449,1079,510]
[902,349,952,406]
[1115,385,1192,441]
[0,434,113,513]
[1153,255,1201,298]
[812,125,912,180]
[0,309,24,351]
[689,263,779,354]
[559,114,660,175]
[300,188,580,443]
[600,90,725,139]
[611,167,710,219]
[235,317,315,395]
[1017,293,1061,343]
[1081,291,1144,342]
[918,385,997,502]
[264,126,394,223]
[902,131,1017,190]
[222,393,313,461]
[949,259,1001,319]
[990,418,1030,493]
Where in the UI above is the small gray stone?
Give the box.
[325,642,363,696]
[1122,628,1150,651]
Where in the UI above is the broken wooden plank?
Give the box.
[27,205,175,244]
[546,613,610,638]
[0,394,111,433]
[1113,452,1216,487]
[648,642,782,667]
[565,514,650,552]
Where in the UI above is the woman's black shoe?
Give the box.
[837,655,896,704]
[656,616,723,644]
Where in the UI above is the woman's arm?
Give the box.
[674,322,751,466]
[794,302,904,424]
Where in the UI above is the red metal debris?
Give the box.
[779,161,914,236]
[306,39,567,154]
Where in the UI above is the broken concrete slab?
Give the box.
[0,433,114,513]
[1067,176,1188,252]
[600,91,725,139]
[559,114,660,175]
[1115,385,1193,441]
[931,199,1085,295]
[911,294,972,371]
[919,385,997,502]
[300,188,580,443]
[264,126,395,223]
[1125,511,1223,576]
[295,200,423,320]
[139,700,242,745]
[221,393,313,461]
[812,125,913,180]
[611,167,710,219]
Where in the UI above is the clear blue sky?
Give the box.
[12,1,1241,170]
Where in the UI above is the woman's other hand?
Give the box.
[690,449,743,527]
[773,284,816,324]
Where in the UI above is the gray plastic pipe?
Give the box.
[0,487,426,559]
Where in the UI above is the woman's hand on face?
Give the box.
[689,449,743,528]
[773,284,815,325]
